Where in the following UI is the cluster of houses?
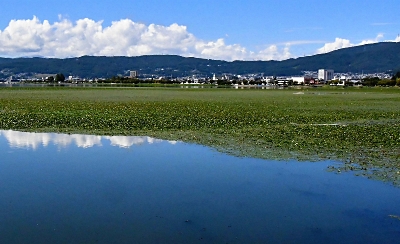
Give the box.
[172,69,393,86]
[0,68,394,86]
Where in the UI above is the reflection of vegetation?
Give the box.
[0,86,399,184]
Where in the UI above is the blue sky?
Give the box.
[0,0,398,60]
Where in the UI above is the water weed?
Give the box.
[0,86,399,184]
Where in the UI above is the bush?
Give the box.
[377,79,396,86]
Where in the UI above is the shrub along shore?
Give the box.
[0,86,399,184]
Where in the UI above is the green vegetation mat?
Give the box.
[0,86,399,185]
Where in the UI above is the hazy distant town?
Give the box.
[1,68,398,87]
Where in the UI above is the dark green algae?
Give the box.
[0,86,399,185]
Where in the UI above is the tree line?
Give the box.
[359,71,400,86]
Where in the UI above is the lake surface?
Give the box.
[0,130,399,243]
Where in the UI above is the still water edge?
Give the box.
[0,130,399,243]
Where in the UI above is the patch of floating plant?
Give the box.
[389,215,400,221]
[291,122,346,126]
[0,87,399,186]
[291,119,400,127]
[326,148,400,186]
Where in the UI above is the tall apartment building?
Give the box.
[318,69,334,81]
[129,70,138,78]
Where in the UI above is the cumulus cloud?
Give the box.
[255,44,292,61]
[195,38,248,61]
[0,16,291,61]
[316,34,398,54]
[359,33,384,45]
[5,16,396,61]
[316,38,353,54]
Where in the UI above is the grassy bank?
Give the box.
[0,86,399,184]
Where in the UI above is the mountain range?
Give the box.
[0,42,399,78]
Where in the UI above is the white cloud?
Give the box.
[359,33,384,45]
[255,44,292,61]
[3,16,396,61]
[316,38,353,54]
[0,16,291,61]
[316,34,398,54]
[195,38,249,60]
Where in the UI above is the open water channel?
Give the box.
[0,130,399,243]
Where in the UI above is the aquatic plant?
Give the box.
[0,86,399,184]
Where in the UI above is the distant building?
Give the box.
[129,70,138,78]
[340,75,351,82]
[318,69,334,81]
[67,76,81,83]
[291,75,314,85]
[291,77,304,85]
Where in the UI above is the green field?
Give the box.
[0,86,399,184]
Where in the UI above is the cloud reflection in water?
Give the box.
[0,130,178,149]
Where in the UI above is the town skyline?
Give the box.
[1,0,399,61]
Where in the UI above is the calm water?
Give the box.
[0,130,399,243]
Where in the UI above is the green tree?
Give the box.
[55,73,65,82]
[377,79,396,86]
[47,76,54,82]
[362,77,380,86]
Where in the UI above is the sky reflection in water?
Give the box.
[0,130,177,149]
[0,130,399,243]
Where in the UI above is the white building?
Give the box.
[292,77,306,85]
[318,69,334,81]
[129,70,138,78]
[291,75,315,85]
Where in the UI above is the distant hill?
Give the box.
[0,42,399,78]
